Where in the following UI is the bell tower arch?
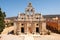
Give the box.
[25,3,35,15]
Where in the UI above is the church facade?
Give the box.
[14,3,47,35]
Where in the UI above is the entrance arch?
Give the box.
[28,27,32,33]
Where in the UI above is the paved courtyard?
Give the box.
[0,34,60,40]
[1,26,60,40]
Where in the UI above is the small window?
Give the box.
[36,17,38,19]
[36,27,39,33]
[36,24,38,26]
[21,24,24,26]
[21,27,24,33]
[21,18,23,19]
[11,23,14,26]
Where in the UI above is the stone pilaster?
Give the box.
[42,21,47,35]
[16,22,19,35]
[18,23,21,35]
[14,22,17,35]
[39,21,42,34]
[32,22,36,34]
[24,22,27,34]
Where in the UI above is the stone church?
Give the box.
[14,3,47,35]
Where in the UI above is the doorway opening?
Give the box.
[21,27,24,33]
[36,27,39,33]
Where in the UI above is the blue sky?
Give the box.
[0,0,60,17]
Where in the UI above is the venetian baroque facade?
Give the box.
[14,3,47,35]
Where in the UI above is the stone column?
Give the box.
[24,22,27,34]
[32,22,36,34]
[14,22,17,35]
[16,22,20,35]
[18,23,21,35]
[42,21,47,35]
[39,21,42,34]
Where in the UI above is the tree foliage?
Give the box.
[0,8,6,34]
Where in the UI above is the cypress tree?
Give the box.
[0,8,6,34]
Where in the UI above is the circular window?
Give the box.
[21,24,24,26]
[36,24,38,26]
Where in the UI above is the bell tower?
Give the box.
[25,3,35,15]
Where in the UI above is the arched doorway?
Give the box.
[28,27,32,33]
